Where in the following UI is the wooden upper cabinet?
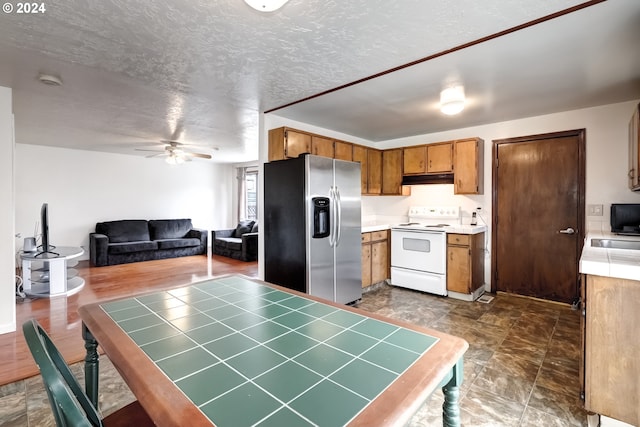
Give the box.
[352,145,368,194]
[453,138,484,194]
[268,127,311,161]
[311,135,334,158]
[367,149,382,195]
[382,148,409,195]
[403,146,427,174]
[334,141,353,161]
[403,142,453,174]
[353,145,382,195]
[427,142,453,173]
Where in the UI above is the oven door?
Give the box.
[391,229,446,274]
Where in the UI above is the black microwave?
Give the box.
[611,204,640,235]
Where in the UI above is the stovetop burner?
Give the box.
[393,206,461,231]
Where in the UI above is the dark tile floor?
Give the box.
[0,284,586,426]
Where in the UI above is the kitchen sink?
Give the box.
[590,238,640,250]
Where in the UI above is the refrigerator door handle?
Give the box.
[335,187,342,247]
[328,187,336,247]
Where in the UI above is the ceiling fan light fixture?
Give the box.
[243,0,290,12]
[440,86,465,115]
[165,152,185,165]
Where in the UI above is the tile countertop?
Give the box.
[361,222,488,235]
[579,231,640,281]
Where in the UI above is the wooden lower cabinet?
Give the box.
[446,233,484,298]
[582,274,640,426]
[361,230,389,288]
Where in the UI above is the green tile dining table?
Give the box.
[78,275,468,427]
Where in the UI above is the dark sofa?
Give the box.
[212,220,258,261]
[90,219,207,267]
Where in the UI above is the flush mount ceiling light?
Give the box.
[440,86,465,115]
[38,73,63,86]
[243,0,290,12]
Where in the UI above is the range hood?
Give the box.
[401,173,454,186]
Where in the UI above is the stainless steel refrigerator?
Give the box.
[264,154,362,304]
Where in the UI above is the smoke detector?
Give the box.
[38,73,63,86]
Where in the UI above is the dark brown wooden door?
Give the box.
[492,130,585,303]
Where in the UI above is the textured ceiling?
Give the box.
[0,0,638,162]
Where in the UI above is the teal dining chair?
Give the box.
[22,319,154,427]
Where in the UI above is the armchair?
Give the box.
[212,220,258,261]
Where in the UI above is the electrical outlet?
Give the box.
[587,204,603,216]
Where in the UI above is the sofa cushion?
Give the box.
[234,220,255,237]
[251,222,259,233]
[216,237,242,251]
[96,220,150,243]
[149,219,193,240]
[156,238,201,250]
[108,241,158,254]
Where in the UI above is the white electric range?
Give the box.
[390,206,461,296]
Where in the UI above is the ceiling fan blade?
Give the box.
[135,148,164,153]
[145,153,166,158]
[187,152,212,159]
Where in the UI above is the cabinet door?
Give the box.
[334,141,353,161]
[367,149,382,195]
[361,243,372,288]
[268,127,286,161]
[382,149,403,195]
[585,275,640,425]
[403,146,426,174]
[285,130,311,159]
[427,143,453,173]
[629,103,640,190]
[454,138,484,194]
[447,245,470,293]
[352,145,368,194]
[371,240,388,283]
[311,135,334,158]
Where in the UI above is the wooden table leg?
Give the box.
[442,358,463,427]
[82,323,99,409]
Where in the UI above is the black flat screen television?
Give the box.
[35,202,57,257]
[40,202,49,252]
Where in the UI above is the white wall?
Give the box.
[15,144,235,260]
[0,87,15,334]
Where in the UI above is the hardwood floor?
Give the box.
[2,254,257,387]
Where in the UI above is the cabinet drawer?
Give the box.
[447,234,470,246]
[371,230,388,242]
[361,233,371,243]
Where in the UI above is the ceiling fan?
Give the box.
[135,140,216,164]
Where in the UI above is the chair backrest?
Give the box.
[22,319,102,427]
